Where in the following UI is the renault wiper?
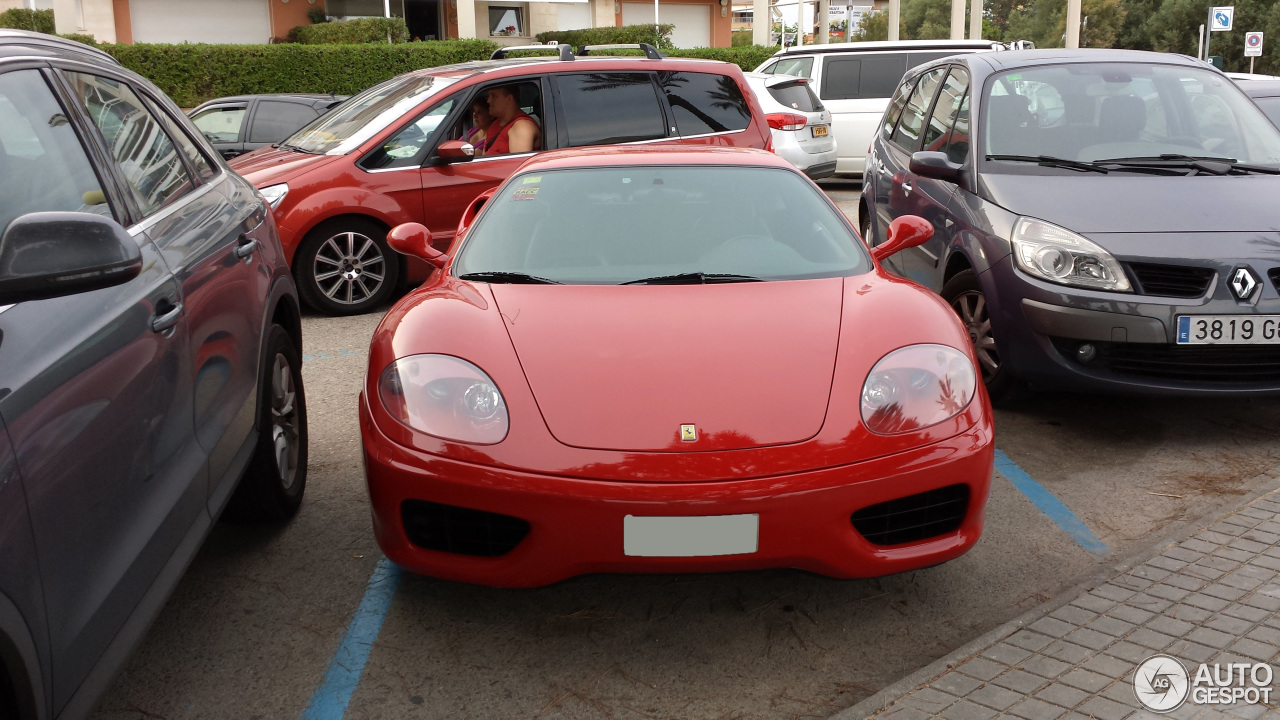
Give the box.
[457,271,562,284]
[621,272,763,285]
[1093,154,1280,176]
[985,154,1109,173]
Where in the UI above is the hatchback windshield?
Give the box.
[283,74,452,155]
[982,63,1280,168]
[453,166,867,284]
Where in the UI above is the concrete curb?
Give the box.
[828,475,1280,720]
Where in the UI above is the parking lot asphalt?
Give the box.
[91,185,1280,720]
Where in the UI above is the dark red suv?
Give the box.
[230,44,773,315]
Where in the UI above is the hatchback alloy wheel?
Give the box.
[315,230,386,307]
[951,289,999,382]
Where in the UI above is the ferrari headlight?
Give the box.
[861,345,977,435]
[378,354,509,444]
[259,183,289,209]
[1011,217,1131,292]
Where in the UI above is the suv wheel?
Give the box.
[296,218,400,316]
[223,324,307,522]
[859,205,873,246]
[940,269,1025,404]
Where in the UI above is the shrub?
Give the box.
[666,45,779,72]
[292,17,410,44]
[306,6,329,25]
[102,39,498,107]
[59,33,98,46]
[0,8,55,34]
[535,23,675,50]
[730,30,754,47]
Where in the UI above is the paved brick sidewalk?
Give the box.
[848,491,1280,720]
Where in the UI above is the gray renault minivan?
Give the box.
[861,49,1280,401]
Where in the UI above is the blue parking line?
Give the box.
[300,558,402,720]
[994,449,1109,556]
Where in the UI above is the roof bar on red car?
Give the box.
[490,43,575,61]
[578,43,665,60]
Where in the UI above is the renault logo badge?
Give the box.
[680,424,697,442]
[1229,266,1261,302]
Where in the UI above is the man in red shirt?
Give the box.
[481,85,542,156]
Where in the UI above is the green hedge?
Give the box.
[291,17,410,44]
[102,39,498,107]
[59,33,98,46]
[0,8,55,34]
[667,45,779,72]
[535,23,675,50]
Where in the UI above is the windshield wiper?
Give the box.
[457,271,561,284]
[1093,154,1280,176]
[985,154,1109,173]
[621,272,763,285]
[274,142,313,154]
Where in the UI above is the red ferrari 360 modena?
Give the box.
[360,146,994,587]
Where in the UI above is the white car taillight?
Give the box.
[766,112,808,131]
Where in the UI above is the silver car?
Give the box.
[744,72,837,179]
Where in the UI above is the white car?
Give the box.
[743,72,837,179]
[755,39,1024,176]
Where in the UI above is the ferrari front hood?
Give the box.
[490,279,844,453]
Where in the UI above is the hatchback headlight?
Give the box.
[259,183,289,209]
[1011,217,1131,292]
[378,354,509,444]
[861,345,977,435]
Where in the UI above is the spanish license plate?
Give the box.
[623,514,759,557]
[811,124,829,138]
[1176,315,1280,344]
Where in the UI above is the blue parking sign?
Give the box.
[1211,6,1233,32]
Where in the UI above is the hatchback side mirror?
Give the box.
[871,215,933,262]
[0,212,142,305]
[909,151,965,184]
[436,139,475,164]
[387,223,448,268]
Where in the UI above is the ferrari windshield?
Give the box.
[453,166,868,285]
[983,63,1280,168]
[282,74,453,155]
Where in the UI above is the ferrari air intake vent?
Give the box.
[851,484,969,546]
[401,500,530,557]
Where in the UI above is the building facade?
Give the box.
[0,0,730,47]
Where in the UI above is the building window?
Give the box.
[488,6,524,36]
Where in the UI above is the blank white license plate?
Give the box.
[1176,315,1280,344]
[623,514,759,557]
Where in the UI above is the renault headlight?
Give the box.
[379,354,509,444]
[259,183,289,209]
[1011,217,1131,292]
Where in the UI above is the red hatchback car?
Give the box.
[360,146,995,587]
[230,46,773,316]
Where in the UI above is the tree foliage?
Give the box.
[1004,0,1125,48]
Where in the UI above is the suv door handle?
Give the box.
[234,234,258,259]
[151,300,183,333]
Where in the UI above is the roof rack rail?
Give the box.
[1001,40,1035,50]
[490,43,575,61]
[578,43,665,60]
